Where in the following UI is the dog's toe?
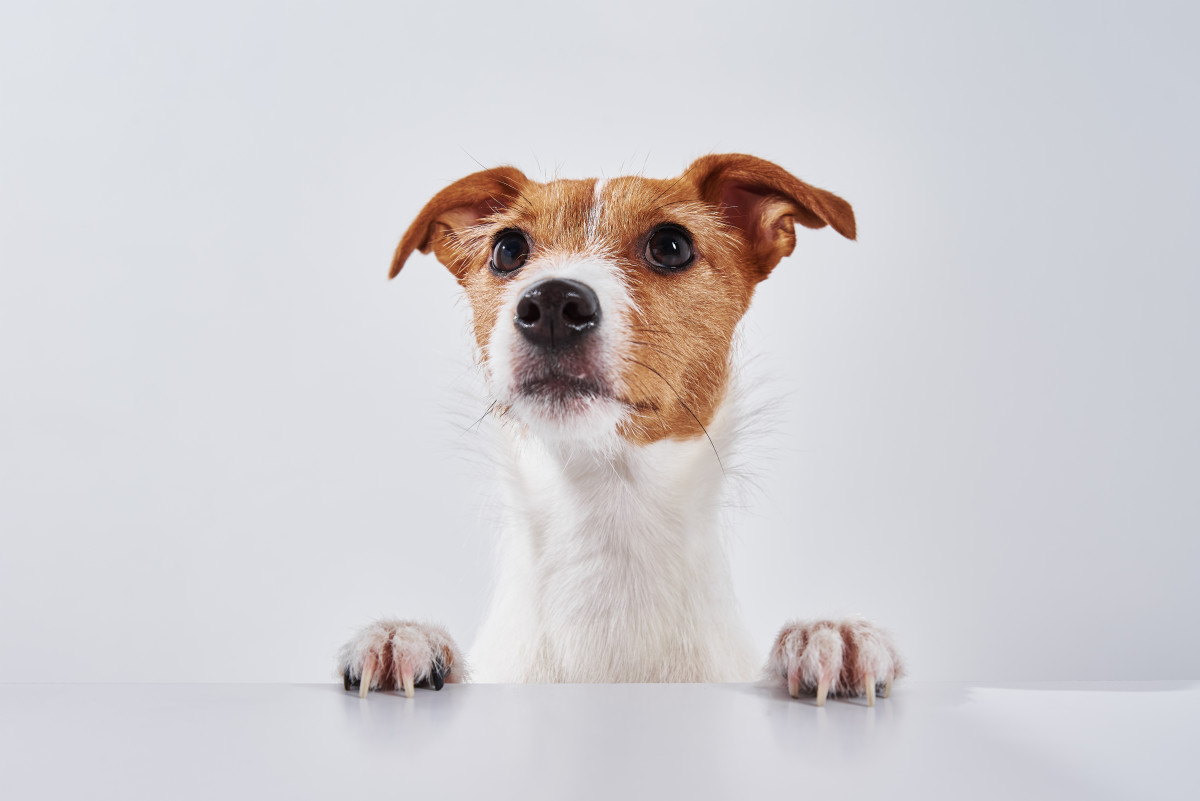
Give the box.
[420,657,448,691]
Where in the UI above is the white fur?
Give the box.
[470,397,760,683]
[586,178,607,241]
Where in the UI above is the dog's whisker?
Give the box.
[459,400,498,438]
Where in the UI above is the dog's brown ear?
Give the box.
[684,154,855,279]
[390,166,530,279]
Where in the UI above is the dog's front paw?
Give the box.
[767,618,902,706]
[337,619,466,698]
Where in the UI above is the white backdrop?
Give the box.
[2,0,1196,683]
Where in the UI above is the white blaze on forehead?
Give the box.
[586,178,607,242]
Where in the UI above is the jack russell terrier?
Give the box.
[338,153,902,706]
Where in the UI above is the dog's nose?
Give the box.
[514,279,601,348]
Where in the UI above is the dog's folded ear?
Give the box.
[390,167,530,279]
[684,154,855,279]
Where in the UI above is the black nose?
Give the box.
[514,279,601,349]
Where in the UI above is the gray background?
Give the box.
[1,0,1196,683]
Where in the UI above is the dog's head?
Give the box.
[390,154,855,447]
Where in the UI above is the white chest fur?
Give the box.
[469,405,759,683]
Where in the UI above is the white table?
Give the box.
[1,682,1194,799]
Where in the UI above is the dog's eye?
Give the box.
[645,226,694,271]
[491,231,530,274]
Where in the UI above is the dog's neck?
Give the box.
[469,396,759,683]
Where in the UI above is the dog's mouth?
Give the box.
[505,342,634,430]
[518,373,608,403]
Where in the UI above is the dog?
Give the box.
[337,153,902,705]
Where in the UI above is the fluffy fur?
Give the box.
[471,394,758,683]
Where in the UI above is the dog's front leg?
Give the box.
[337,620,465,698]
[766,619,902,706]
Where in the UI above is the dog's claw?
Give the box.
[787,670,800,699]
[359,654,376,699]
[402,668,415,699]
[865,672,876,707]
[884,675,893,699]
[816,674,831,707]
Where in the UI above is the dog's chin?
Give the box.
[506,374,627,443]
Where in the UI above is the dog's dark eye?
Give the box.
[645,226,694,271]
[491,231,530,274]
